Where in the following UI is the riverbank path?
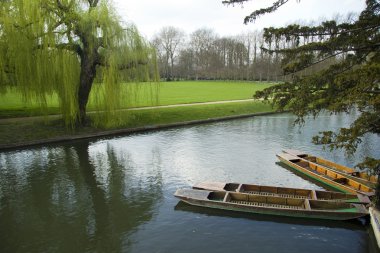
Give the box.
[0,98,258,124]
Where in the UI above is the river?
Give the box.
[0,112,379,253]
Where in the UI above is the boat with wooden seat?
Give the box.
[283,149,378,187]
[277,153,374,196]
[174,188,369,220]
[193,181,370,204]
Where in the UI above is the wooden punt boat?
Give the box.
[174,188,369,220]
[277,153,374,196]
[283,149,378,187]
[193,181,370,204]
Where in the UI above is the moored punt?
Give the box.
[174,188,369,221]
[283,149,377,187]
[193,181,370,204]
[277,153,374,196]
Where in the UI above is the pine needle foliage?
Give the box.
[0,0,158,128]
[225,0,380,199]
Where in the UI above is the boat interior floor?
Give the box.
[230,200,305,210]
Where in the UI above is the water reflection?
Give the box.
[0,141,162,252]
[0,112,379,253]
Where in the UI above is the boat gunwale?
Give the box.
[283,149,378,185]
[193,181,370,204]
[183,189,360,210]
[277,153,374,195]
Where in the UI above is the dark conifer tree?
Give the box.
[224,0,380,205]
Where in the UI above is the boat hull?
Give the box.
[174,189,369,221]
[277,153,374,195]
[179,198,365,221]
[283,149,377,187]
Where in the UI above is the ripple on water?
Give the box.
[0,112,378,253]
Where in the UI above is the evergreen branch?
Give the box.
[287,24,380,37]
[226,0,380,200]
[282,51,344,76]
[248,0,289,24]
[261,41,380,55]
[304,51,369,79]
[280,46,375,76]
[223,0,289,24]
[313,111,380,153]
[265,23,380,39]
[301,42,380,53]
[356,157,380,175]
[222,0,250,4]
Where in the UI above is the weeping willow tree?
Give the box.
[224,0,380,205]
[0,0,158,127]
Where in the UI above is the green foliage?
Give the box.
[228,1,380,175]
[356,157,380,176]
[0,0,158,127]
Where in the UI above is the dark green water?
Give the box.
[1,112,379,253]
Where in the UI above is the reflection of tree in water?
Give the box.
[0,141,163,252]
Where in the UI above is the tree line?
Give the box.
[151,13,357,83]
[151,26,339,82]
[151,27,282,82]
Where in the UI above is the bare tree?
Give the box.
[152,27,185,81]
[154,27,286,82]
[190,28,217,79]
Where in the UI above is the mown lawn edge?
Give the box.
[0,110,284,151]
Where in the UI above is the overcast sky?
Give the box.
[113,0,365,39]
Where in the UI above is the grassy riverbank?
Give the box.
[0,81,277,148]
[0,100,275,147]
[0,81,273,118]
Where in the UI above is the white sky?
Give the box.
[112,0,366,39]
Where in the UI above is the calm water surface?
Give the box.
[1,112,379,253]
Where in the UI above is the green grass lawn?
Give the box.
[92,100,274,128]
[0,81,276,146]
[0,100,275,146]
[145,81,272,105]
[0,81,273,118]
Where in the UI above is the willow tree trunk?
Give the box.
[77,51,97,125]
[77,47,98,125]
